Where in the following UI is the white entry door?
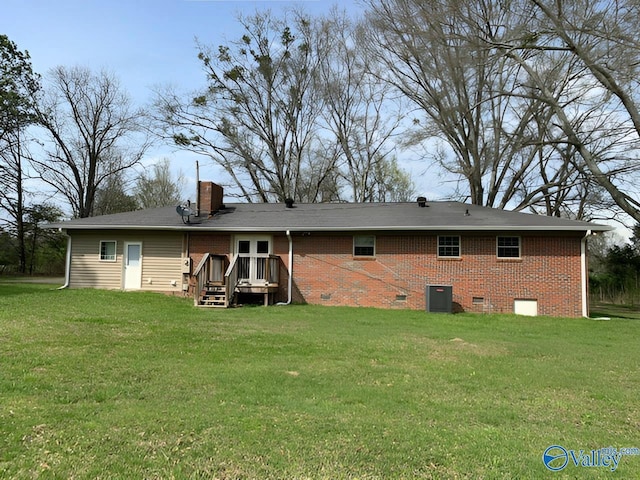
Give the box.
[236,236,270,284]
[123,242,142,289]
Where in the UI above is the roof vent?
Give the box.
[284,198,295,208]
[417,196,428,207]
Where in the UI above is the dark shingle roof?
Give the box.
[48,201,611,233]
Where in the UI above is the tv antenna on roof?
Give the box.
[176,201,195,224]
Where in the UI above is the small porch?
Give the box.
[193,253,280,307]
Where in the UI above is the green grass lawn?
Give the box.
[1,283,639,479]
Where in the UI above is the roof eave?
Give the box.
[52,224,613,233]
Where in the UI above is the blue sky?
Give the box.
[5,0,426,204]
[3,1,629,237]
[3,0,362,103]
[2,1,387,201]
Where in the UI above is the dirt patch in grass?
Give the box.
[403,334,510,362]
[446,336,510,357]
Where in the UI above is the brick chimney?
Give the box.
[197,181,224,217]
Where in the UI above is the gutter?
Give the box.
[48,224,612,233]
[277,229,293,305]
[581,230,592,317]
[58,233,71,290]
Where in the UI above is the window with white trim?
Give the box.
[497,236,521,258]
[438,236,461,257]
[353,235,375,257]
[100,241,117,261]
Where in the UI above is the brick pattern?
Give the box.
[189,231,585,317]
[189,233,232,272]
[293,233,584,316]
[197,181,224,217]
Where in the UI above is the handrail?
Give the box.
[224,254,240,307]
[193,252,211,277]
[194,253,280,307]
[193,253,211,306]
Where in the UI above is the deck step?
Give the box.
[205,284,225,291]
[198,288,228,307]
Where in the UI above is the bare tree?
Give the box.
[316,9,413,202]
[363,0,616,218]
[154,11,331,202]
[134,158,185,208]
[152,9,421,204]
[93,171,138,216]
[32,66,148,218]
[364,0,506,205]
[476,0,640,221]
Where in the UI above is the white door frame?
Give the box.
[234,235,271,284]
[123,241,143,289]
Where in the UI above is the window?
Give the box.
[353,235,375,257]
[238,240,251,254]
[438,236,460,257]
[100,241,117,261]
[497,236,521,258]
[256,240,269,254]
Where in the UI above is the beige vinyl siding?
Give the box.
[70,234,123,289]
[139,234,184,292]
[69,231,184,292]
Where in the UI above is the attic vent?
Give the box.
[417,196,428,207]
[285,198,295,208]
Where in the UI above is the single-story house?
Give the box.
[49,181,611,317]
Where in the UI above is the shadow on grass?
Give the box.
[591,302,640,320]
[0,276,64,284]
[0,281,62,298]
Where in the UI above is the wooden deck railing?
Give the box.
[193,253,281,307]
[224,254,240,307]
[193,253,229,306]
[193,253,211,306]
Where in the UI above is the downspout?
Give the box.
[277,230,293,305]
[58,232,71,290]
[581,230,592,317]
[195,161,200,217]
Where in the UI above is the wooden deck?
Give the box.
[194,253,281,308]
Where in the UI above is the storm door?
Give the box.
[123,242,142,289]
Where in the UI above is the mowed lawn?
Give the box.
[1,284,639,479]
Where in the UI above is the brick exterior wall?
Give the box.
[189,231,586,317]
[189,233,232,271]
[197,181,224,217]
